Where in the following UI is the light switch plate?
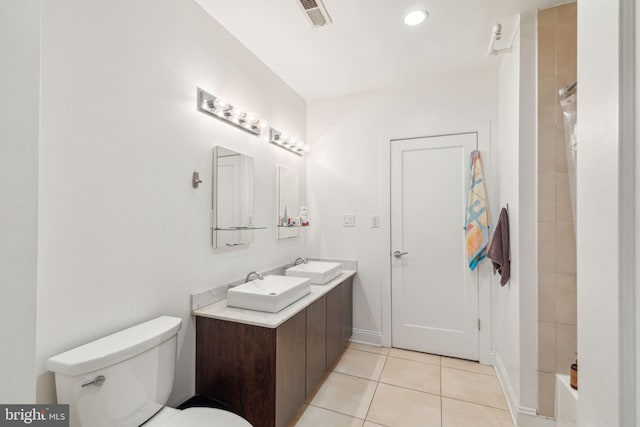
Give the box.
[343,213,356,227]
[371,215,380,228]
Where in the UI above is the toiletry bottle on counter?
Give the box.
[300,207,309,226]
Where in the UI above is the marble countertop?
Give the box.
[192,270,356,328]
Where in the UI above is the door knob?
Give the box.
[393,251,408,258]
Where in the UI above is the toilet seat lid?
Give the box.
[158,407,251,427]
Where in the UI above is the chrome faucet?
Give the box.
[281,257,309,274]
[245,271,264,283]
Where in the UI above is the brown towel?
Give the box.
[487,207,510,286]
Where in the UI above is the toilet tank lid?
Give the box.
[47,316,182,377]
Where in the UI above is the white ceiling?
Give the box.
[195,0,562,100]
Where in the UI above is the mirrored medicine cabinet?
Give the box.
[276,166,302,240]
[212,146,265,248]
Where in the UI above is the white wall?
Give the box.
[493,25,522,414]
[35,0,307,405]
[0,0,40,403]
[637,0,640,420]
[576,0,621,425]
[492,15,540,421]
[517,12,539,414]
[306,71,498,352]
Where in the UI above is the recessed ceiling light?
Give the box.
[404,9,429,26]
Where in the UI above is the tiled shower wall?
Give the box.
[537,2,577,418]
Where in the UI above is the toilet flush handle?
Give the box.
[81,375,106,388]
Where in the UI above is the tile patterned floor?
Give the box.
[289,343,514,427]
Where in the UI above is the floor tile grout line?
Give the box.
[363,354,388,422]
[388,347,498,376]
[442,396,512,414]
[440,364,497,377]
[332,349,389,382]
[370,377,508,413]
[348,343,390,356]
[386,353,442,367]
[333,370,385,382]
[363,418,391,427]
[376,379,442,398]
[360,345,497,376]
[441,394,510,412]
[363,382,382,425]
[440,358,443,427]
[329,370,379,383]
[347,347,388,356]
[306,403,367,422]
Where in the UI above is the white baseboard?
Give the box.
[350,328,383,346]
[493,352,519,425]
[518,412,556,427]
[493,352,560,427]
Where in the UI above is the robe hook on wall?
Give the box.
[192,171,202,189]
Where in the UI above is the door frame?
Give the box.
[380,122,494,365]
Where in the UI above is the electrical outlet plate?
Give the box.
[342,213,355,227]
[371,215,380,228]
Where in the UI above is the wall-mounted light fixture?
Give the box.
[197,88,265,136]
[486,23,515,57]
[269,128,308,156]
[197,87,308,157]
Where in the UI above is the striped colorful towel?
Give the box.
[465,150,490,271]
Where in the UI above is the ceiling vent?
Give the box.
[296,0,332,27]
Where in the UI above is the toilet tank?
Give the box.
[47,316,182,427]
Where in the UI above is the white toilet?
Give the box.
[47,316,251,427]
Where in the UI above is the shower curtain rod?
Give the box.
[559,81,577,98]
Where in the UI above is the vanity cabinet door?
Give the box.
[275,310,306,427]
[306,296,327,399]
[326,284,343,369]
[195,317,276,427]
[341,276,354,346]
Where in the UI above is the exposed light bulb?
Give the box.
[203,99,215,110]
[404,10,429,26]
[245,112,257,127]
[303,144,310,152]
[213,97,229,110]
[231,106,244,121]
[258,119,269,130]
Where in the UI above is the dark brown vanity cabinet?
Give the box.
[305,295,326,399]
[341,276,354,346]
[195,310,306,427]
[196,276,353,427]
[326,276,354,369]
[325,284,343,369]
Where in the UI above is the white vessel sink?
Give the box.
[227,275,311,313]
[286,261,343,285]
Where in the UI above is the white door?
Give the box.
[391,133,479,360]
